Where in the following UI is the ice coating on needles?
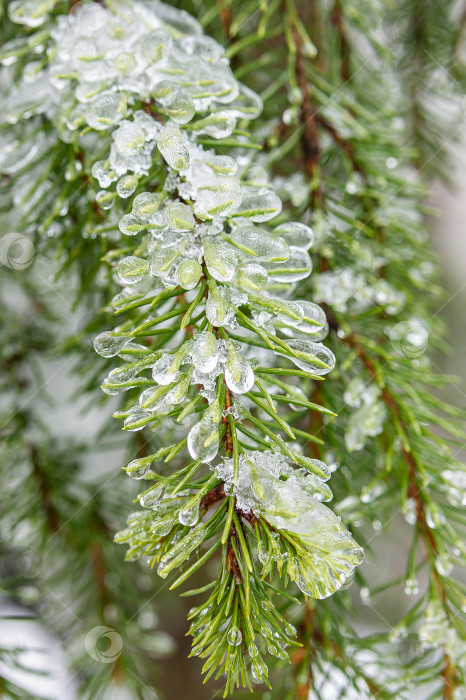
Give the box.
[215,451,364,599]
[2,0,361,612]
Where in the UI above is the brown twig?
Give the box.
[217,0,232,37]
[331,0,351,82]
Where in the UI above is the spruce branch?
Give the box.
[1,0,465,698]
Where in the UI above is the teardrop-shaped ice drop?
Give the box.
[205,287,235,327]
[154,82,195,125]
[116,174,138,199]
[227,626,242,646]
[278,339,335,376]
[140,484,166,509]
[86,93,126,131]
[125,458,152,480]
[152,354,180,385]
[113,121,146,156]
[273,221,314,250]
[191,331,219,373]
[94,331,129,358]
[293,301,328,339]
[236,263,268,292]
[225,344,254,394]
[150,248,179,277]
[266,246,312,283]
[132,192,163,219]
[204,242,238,282]
[119,213,147,236]
[187,418,219,463]
[140,28,172,65]
[157,125,189,171]
[176,259,203,290]
[117,256,150,285]
[166,202,195,231]
[179,504,199,527]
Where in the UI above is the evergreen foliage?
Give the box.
[0,1,464,698]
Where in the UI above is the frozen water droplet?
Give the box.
[403,497,417,525]
[157,125,189,171]
[91,160,117,189]
[116,174,139,199]
[95,190,115,210]
[179,505,199,527]
[94,331,129,358]
[140,484,165,509]
[140,28,172,65]
[236,263,268,292]
[153,81,195,124]
[425,504,445,529]
[194,180,242,219]
[233,187,282,222]
[225,343,254,394]
[86,93,126,131]
[9,0,54,27]
[113,51,137,76]
[117,256,150,285]
[152,354,181,385]
[266,246,312,283]
[176,259,202,290]
[293,300,328,339]
[204,242,238,282]
[278,339,335,376]
[188,111,236,138]
[230,225,289,262]
[187,418,219,463]
[404,577,420,596]
[150,248,179,278]
[113,121,146,156]
[125,458,151,480]
[273,221,314,250]
[359,587,372,606]
[132,192,163,219]
[227,626,242,646]
[191,332,218,373]
[435,553,453,577]
[166,202,195,231]
[119,213,147,236]
[206,287,234,327]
